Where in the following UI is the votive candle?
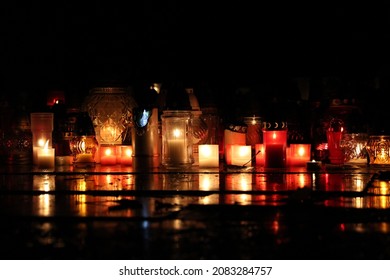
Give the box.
[120,145,133,165]
[100,146,117,165]
[199,144,219,168]
[37,146,55,170]
[231,145,252,167]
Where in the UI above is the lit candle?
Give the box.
[327,118,344,164]
[231,145,252,166]
[100,146,117,165]
[37,140,55,170]
[73,139,96,164]
[263,130,287,168]
[224,126,246,165]
[287,144,311,166]
[199,144,219,168]
[120,145,133,165]
[33,138,49,165]
[166,128,187,163]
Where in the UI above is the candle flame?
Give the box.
[43,140,49,150]
[239,146,249,157]
[105,148,113,156]
[251,117,257,125]
[272,132,277,139]
[298,147,305,157]
[173,129,181,138]
[200,145,212,157]
[125,148,132,157]
[38,138,46,147]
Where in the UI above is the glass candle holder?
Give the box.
[340,133,368,164]
[224,123,247,165]
[161,110,194,169]
[99,145,118,165]
[30,112,54,165]
[243,116,262,166]
[199,144,219,168]
[286,144,311,166]
[262,121,288,168]
[366,135,390,165]
[243,116,262,147]
[326,118,345,164]
[82,87,137,145]
[69,135,98,167]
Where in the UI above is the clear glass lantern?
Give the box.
[366,135,390,165]
[340,133,368,164]
[82,87,137,145]
[69,135,99,167]
[161,110,194,169]
[68,111,99,167]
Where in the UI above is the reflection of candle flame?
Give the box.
[38,194,51,216]
[199,174,212,190]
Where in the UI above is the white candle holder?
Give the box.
[30,112,54,165]
[199,144,219,168]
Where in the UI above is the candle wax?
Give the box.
[167,139,187,163]
[37,148,55,169]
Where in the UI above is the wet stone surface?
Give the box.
[0,164,390,259]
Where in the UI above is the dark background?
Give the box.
[1,1,390,108]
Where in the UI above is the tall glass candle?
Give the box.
[30,112,54,165]
[161,110,194,169]
[36,140,55,170]
[263,121,288,168]
[224,124,246,165]
[327,118,344,164]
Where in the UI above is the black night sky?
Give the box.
[1,1,390,106]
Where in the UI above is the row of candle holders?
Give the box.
[30,108,389,171]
